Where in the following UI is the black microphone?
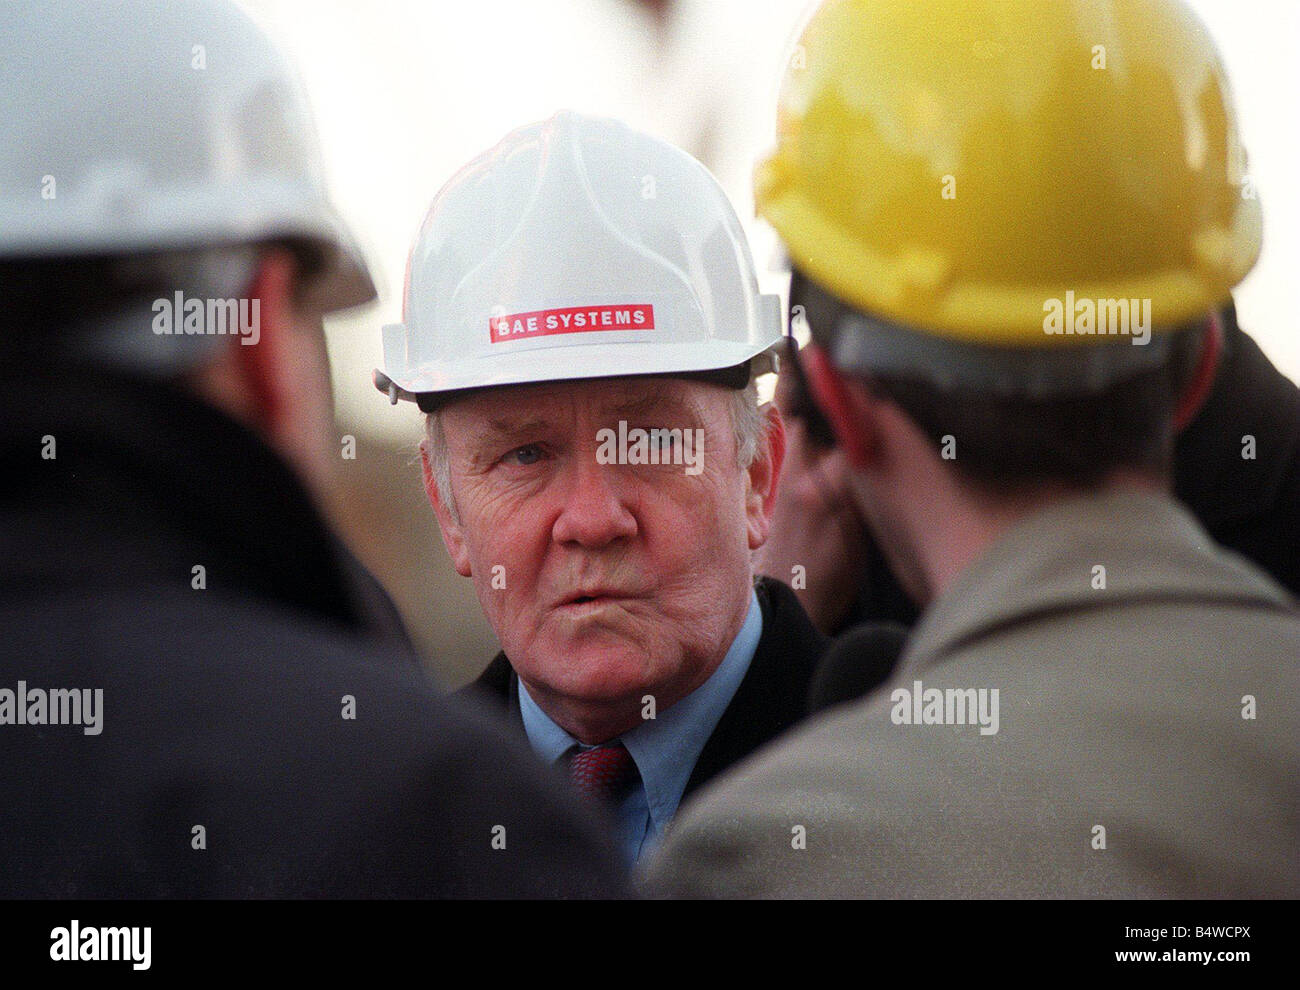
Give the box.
[806,621,909,715]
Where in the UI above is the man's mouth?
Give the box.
[558,589,634,609]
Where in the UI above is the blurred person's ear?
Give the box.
[800,344,877,470]
[1172,312,1224,433]
[746,403,786,551]
[187,246,337,499]
[420,440,472,577]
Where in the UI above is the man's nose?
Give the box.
[551,455,638,547]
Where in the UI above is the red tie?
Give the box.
[566,743,639,804]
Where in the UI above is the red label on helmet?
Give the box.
[488,304,655,343]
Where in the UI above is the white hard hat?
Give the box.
[375,111,782,408]
[0,0,375,313]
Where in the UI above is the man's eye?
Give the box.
[505,444,544,466]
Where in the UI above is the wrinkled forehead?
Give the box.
[441,375,729,438]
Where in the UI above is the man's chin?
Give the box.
[522,631,665,704]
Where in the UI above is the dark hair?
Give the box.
[0,239,327,352]
[866,339,1202,491]
[790,268,1206,492]
[0,254,158,343]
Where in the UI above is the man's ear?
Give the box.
[1172,311,1224,433]
[232,246,300,430]
[801,344,875,469]
[420,438,472,577]
[745,403,787,550]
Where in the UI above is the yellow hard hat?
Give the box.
[757,0,1262,347]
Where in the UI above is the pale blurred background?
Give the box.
[239,0,1300,687]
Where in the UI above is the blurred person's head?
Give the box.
[377,113,785,743]
[759,0,1259,606]
[0,0,376,500]
[793,268,1218,606]
[0,245,349,500]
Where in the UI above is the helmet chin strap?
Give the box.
[1172,310,1224,433]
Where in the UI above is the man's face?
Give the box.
[425,376,776,739]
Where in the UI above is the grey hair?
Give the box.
[426,376,764,525]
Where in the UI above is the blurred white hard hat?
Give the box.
[375,111,782,408]
[0,0,375,313]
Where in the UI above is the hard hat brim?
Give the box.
[381,338,777,393]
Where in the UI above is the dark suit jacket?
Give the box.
[1173,301,1300,594]
[0,362,626,898]
[466,576,828,799]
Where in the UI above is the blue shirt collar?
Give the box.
[518,587,763,833]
